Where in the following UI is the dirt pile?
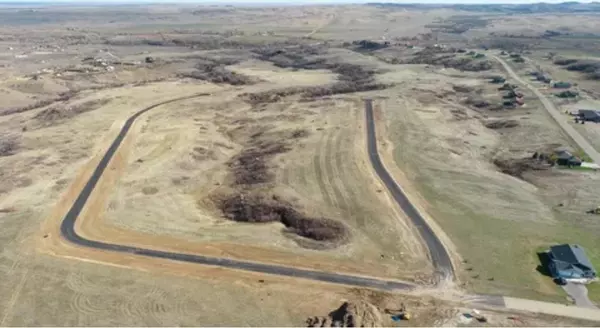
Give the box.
[306,301,383,327]
[219,193,349,243]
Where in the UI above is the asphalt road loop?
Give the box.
[40,93,418,292]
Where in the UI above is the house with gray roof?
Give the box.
[548,244,596,280]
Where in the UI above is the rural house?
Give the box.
[553,81,572,89]
[547,244,597,280]
[578,109,600,122]
[553,150,582,166]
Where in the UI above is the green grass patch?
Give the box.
[573,148,593,162]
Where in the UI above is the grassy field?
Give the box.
[5,2,600,325]
[376,51,600,303]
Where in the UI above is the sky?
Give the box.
[0,0,597,3]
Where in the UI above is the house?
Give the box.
[554,150,582,166]
[536,75,552,84]
[491,76,506,84]
[548,244,596,280]
[553,81,572,89]
[578,109,600,122]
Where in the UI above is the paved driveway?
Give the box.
[563,282,598,309]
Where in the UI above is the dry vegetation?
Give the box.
[219,193,349,244]
[2,2,600,326]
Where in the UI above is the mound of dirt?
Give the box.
[219,193,349,243]
[306,301,383,327]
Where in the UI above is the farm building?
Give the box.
[578,109,600,122]
[547,244,596,280]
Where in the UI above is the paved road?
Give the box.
[59,93,415,291]
[56,89,600,321]
[493,55,600,164]
[364,99,454,280]
[563,282,598,309]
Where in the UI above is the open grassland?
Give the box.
[376,53,600,302]
[5,2,600,324]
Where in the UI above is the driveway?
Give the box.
[493,55,600,165]
[563,282,598,309]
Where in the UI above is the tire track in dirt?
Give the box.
[323,128,351,214]
[0,269,29,326]
[134,286,169,326]
[333,129,367,227]
[66,271,109,318]
[313,133,336,207]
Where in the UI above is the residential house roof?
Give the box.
[578,109,600,119]
[550,244,595,271]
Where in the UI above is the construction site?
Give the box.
[3,1,600,326]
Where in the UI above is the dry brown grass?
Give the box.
[34,98,111,126]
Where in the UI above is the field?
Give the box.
[3,2,600,326]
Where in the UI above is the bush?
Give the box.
[0,133,20,156]
[554,57,578,66]
[229,140,290,185]
[181,62,255,85]
[219,193,349,243]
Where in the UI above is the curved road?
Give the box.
[59,93,414,291]
[493,55,600,164]
[364,99,454,280]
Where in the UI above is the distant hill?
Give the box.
[367,2,600,14]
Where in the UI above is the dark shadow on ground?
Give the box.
[536,251,552,277]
